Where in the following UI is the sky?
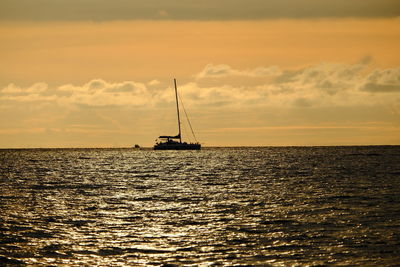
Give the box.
[0,1,400,147]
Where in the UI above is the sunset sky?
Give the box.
[1,1,399,147]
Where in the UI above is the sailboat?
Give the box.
[153,79,201,150]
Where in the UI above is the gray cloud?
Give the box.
[361,83,400,93]
[275,70,301,84]
[190,61,400,109]
[1,0,399,21]
[360,68,400,93]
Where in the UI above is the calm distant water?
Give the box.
[1,146,400,266]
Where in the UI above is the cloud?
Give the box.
[195,64,279,79]
[360,68,400,93]
[361,83,400,93]
[1,0,399,21]
[148,79,161,86]
[1,79,151,107]
[196,64,234,78]
[1,82,48,94]
[1,62,399,111]
[190,61,400,109]
[60,79,146,94]
[179,82,264,107]
[275,62,365,86]
[293,97,313,107]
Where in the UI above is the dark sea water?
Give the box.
[1,146,400,266]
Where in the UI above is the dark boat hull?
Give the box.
[153,143,201,150]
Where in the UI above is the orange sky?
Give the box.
[1,19,399,85]
[0,18,399,147]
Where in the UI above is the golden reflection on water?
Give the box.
[1,147,400,265]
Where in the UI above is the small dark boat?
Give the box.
[154,79,201,150]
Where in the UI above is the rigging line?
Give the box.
[178,94,198,143]
[182,121,193,143]
[180,108,193,143]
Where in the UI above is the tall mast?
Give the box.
[174,78,182,143]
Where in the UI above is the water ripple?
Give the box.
[1,147,400,265]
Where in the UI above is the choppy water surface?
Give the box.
[1,146,400,266]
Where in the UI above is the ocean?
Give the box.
[1,146,400,266]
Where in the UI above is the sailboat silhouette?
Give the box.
[153,79,201,150]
